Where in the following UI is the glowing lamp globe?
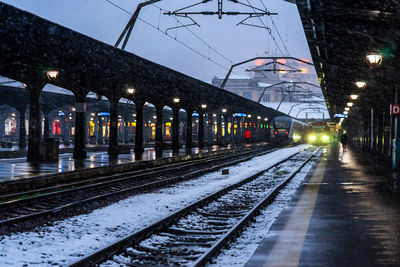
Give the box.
[355,81,366,89]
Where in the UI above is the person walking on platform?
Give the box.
[340,132,348,151]
[244,129,251,143]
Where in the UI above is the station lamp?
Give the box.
[264,118,268,121]
[221,108,227,113]
[345,107,350,111]
[355,81,366,89]
[247,114,252,118]
[350,94,359,100]
[347,102,354,107]
[201,104,207,109]
[173,98,180,104]
[23,83,28,88]
[144,102,149,107]
[257,116,261,120]
[366,54,382,66]
[126,87,136,96]
[343,111,348,115]
[46,70,59,80]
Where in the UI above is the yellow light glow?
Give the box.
[300,68,308,73]
[366,54,382,65]
[201,104,207,109]
[350,94,359,100]
[345,107,350,111]
[173,98,180,104]
[322,135,329,142]
[343,111,348,115]
[222,108,227,113]
[126,88,136,95]
[347,102,354,107]
[309,135,317,142]
[355,81,366,89]
[46,70,59,80]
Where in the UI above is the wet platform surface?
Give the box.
[0,144,247,182]
[246,143,400,266]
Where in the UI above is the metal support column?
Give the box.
[108,100,119,156]
[27,83,43,161]
[155,105,163,152]
[97,116,103,144]
[198,112,204,149]
[18,108,26,148]
[172,107,179,153]
[73,96,87,159]
[186,110,193,149]
[216,114,222,145]
[134,101,144,154]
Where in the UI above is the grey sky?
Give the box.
[2,0,315,82]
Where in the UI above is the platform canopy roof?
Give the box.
[295,0,400,117]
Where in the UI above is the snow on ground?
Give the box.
[0,145,309,266]
[208,154,318,266]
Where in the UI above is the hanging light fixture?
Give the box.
[347,102,354,107]
[366,54,382,66]
[221,108,227,113]
[350,94,359,100]
[126,87,136,95]
[345,107,350,111]
[201,104,207,109]
[46,70,59,80]
[173,98,180,104]
[355,81,366,89]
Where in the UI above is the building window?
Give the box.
[243,92,252,100]
[263,94,270,102]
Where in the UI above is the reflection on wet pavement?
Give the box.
[0,144,240,182]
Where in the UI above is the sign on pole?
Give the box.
[334,114,346,118]
[390,104,400,115]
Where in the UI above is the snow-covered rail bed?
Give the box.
[0,145,275,232]
[0,145,312,266]
[71,146,320,266]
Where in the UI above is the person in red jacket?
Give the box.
[244,129,251,143]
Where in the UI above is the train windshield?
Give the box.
[274,121,291,129]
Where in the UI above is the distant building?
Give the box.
[212,59,321,104]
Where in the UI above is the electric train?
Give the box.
[271,116,309,144]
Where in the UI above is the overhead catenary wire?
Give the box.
[259,0,291,57]
[104,0,236,73]
[153,3,234,64]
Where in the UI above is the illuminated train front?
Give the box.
[271,116,309,144]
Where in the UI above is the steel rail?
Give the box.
[68,146,318,267]
[0,145,279,228]
[0,145,267,203]
[193,147,320,266]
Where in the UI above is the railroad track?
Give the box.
[0,145,282,229]
[69,146,320,267]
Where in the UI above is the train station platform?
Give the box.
[0,143,265,183]
[246,143,400,266]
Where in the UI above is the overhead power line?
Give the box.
[104,0,235,72]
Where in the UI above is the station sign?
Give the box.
[233,113,246,117]
[98,112,110,116]
[390,104,400,115]
[334,114,346,118]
